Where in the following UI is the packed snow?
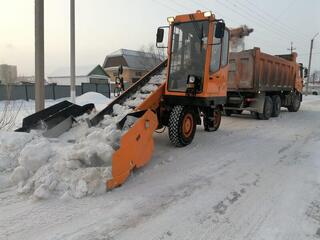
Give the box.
[2,89,320,238]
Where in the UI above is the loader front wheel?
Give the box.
[204,109,221,132]
[168,105,196,147]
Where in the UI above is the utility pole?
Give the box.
[35,0,45,111]
[287,41,296,53]
[70,0,76,103]
[306,33,319,96]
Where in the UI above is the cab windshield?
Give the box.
[168,20,209,92]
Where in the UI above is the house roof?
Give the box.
[103,49,162,71]
[48,65,109,78]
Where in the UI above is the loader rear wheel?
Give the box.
[258,96,272,120]
[271,95,281,117]
[204,110,221,132]
[168,105,196,147]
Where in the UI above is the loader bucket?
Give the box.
[15,100,95,137]
[107,109,158,190]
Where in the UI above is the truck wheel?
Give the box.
[224,110,232,116]
[287,94,301,112]
[235,110,243,115]
[204,110,221,132]
[168,105,197,147]
[258,96,273,120]
[251,111,259,119]
[271,95,281,117]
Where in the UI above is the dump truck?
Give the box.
[16,11,304,190]
[224,48,304,119]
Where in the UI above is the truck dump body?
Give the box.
[228,48,298,92]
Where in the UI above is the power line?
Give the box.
[170,0,193,12]
[223,0,307,45]
[272,0,299,22]
[207,0,297,44]
[243,0,309,41]
[189,0,290,50]
[152,0,180,13]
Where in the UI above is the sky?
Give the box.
[0,0,319,76]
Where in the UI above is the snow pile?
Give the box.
[2,71,166,200]
[0,131,35,171]
[7,117,120,200]
[76,92,111,111]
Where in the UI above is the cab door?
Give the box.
[206,24,229,97]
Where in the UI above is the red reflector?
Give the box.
[245,98,256,102]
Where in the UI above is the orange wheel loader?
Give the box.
[157,10,230,146]
[16,11,231,190]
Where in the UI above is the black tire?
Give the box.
[287,93,301,112]
[258,96,273,120]
[168,105,197,147]
[224,109,233,116]
[271,95,281,117]
[251,111,259,119]
[204,109,221,132]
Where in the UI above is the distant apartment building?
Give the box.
[47,65,110,85]
[103,49,162,84]
[0,64,17,84]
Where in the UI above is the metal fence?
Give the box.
[0,83,111,101]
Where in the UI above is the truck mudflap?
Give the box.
[107,109,158,190]
[15,101,95,137]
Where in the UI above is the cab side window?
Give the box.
[210,26,229,72]
[221,30,229,67]
[210,25,221,73]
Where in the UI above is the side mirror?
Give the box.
[156,28,164,43]
[118,65,123,75]
[304,68,308,78]
[215,21,225,39]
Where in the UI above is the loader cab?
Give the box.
[157,11,230,106]
[156,11,230,147]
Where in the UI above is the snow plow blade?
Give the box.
[107,83,165,189]
[15,101,95,137]
[107,109,158,189]
[103,66,166,190]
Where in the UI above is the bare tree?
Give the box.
[0,84,22,131]
[138,43,167,69]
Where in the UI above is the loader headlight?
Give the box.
[188,75,196,84]
[204,11,212,17]
[167,16,175,24]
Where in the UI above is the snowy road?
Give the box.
[1,96,320,240]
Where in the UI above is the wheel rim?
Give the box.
[276,99,281,111]
[266,101,272,116]
[214,111,221,127]
[182,113,193,138]
[294,98,300,108]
